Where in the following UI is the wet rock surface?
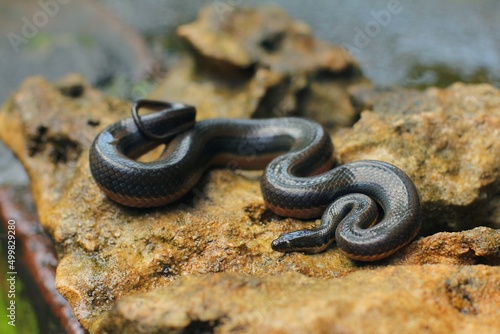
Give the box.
[0,6,499,334]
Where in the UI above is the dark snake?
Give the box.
[89,100,421,261]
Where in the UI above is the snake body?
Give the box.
[90,101,421,261]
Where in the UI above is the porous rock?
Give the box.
[0,76,355,330]
[148,5,363,131]
[0,74,129,229]
[1,8,500,332]
[1,74,499,333]
[95,265,500,333]
[386,227,500,266]
[340,83,500,234]
[177,5,355,75]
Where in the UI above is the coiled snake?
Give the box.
[90,100,421,261]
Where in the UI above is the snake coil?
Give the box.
[90,100,421,261]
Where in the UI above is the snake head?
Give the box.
[271,229,332,254]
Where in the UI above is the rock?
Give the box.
[94,266,500,333]
[1,7,500,333]
[0,76,358,330]
[147,5,364,131]
[338,83,500,234]
[177,5,355,75]
[0,75,129,229]
[1,74,499,333]
[386,227,500,266]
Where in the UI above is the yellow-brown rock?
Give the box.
[149,6,364,131]
[1,74,499,333]
[94,266,500,334]
[340,83,500,234]
[177,6,355,75]
[0,7,499,334]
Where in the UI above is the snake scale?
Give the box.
[89,100,421,261]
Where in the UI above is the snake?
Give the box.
[89,100,421,261]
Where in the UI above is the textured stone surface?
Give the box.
[1,8,499,333]
[94,266,500,334]
[148,5,364,131]
[386,227,500,266]
[340,83,500,234]
[1,75,499,333]
[0,75,129,230]
[177,5,356,74]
